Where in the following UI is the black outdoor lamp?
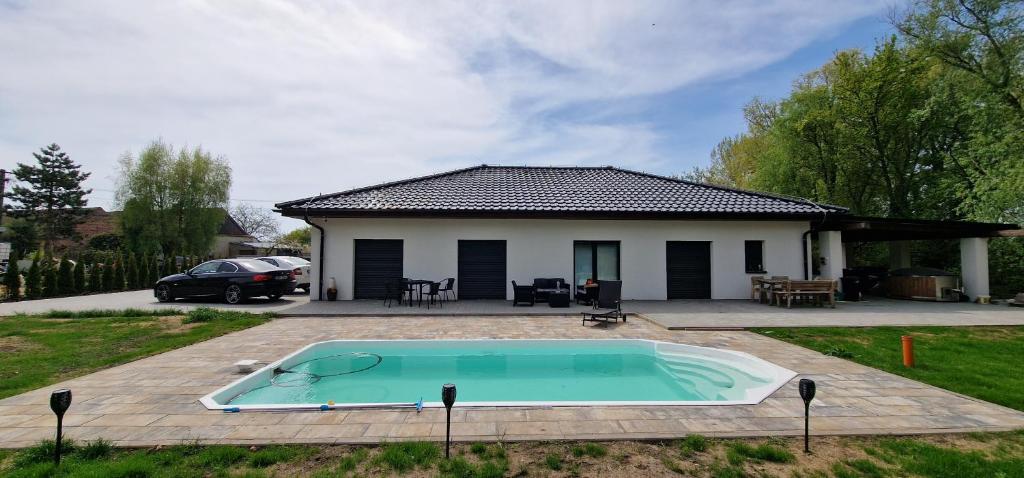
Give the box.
[798,379,816,453]
[49,389,72,465]
[441,383,457,458]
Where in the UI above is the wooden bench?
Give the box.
[774,280,836,308]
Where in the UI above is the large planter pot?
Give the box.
[326,277,338,301]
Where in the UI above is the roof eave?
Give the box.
[277,207,841,221]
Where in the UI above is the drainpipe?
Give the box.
[303,197,326,301]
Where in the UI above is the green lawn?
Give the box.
[2,432,1023,477]
[0,308,272,400]
[753,326,1024,411]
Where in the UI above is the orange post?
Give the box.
[901,335,914,368]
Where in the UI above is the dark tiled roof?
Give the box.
[277,165,847,218]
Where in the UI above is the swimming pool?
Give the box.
[200,339,796,410]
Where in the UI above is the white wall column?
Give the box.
[960,237,990,299]
[817,230,845,283]
[889,241,912,269]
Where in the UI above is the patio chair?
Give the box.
[424,281,442,309]
[512,280,535,306]
[439,278,456,302]
[582,280,625,326]
[750,275,765,302]
[383,279,403,308]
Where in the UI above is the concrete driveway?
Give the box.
[0,290,309,316]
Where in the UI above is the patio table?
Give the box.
[402,279,434,307]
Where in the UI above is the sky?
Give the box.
[0,0,898,231]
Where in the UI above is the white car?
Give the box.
[253,256,311,292]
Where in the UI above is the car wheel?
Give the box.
[155,284,173,303]
[267,293,282,301]
[224,285,243,304]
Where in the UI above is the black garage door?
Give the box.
[353,239,403,299]
[666,241,711,299]
[458,240,507,299]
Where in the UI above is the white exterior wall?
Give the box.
[308,218,809,301]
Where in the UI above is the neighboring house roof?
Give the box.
[276,165,848,220]
[218,211,252,237]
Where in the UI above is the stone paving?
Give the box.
[1,316,1022,448]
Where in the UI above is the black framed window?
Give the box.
[573,241,620,286]
[744,240,765,273]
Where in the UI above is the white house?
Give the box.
[276,165,1014,301]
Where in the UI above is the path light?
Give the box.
[49,389,72,465]
[441,383,457,458]
[798,379,816,453]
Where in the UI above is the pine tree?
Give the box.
[126,252,139,290]
[112,252,126,291]
[57,257,74,294]
[162,252,175,278]
[146,254,159,287]
[73,258,86,293]
[5,144,91,254]
[3,254,21,301]
[25,259,42,299]
[89,263,103,293]
[101,262,114,292]
[43,265,58,297]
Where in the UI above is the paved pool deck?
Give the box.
[2,316,1022,448]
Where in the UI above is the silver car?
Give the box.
[253,256,311,292]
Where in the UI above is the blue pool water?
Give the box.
[211,340,794,408]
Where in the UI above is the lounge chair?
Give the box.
[582,280,624,326]
[512,280,535,306]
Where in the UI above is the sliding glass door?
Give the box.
[573,241,620,286]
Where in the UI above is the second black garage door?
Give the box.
[353,239,403,299]
[458,240,507,299]
[666,241,711,299]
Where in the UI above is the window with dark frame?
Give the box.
[573,241,620,286]
[744,240,765,273]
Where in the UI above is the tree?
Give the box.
[126,252,139,290]
[101,262,113,292]
[4,144,91,253]
[89,262,103,293]
[116,141,231,256]
[231,203,280,241]
[3,254,21,300]
[162,252,176,278]
[73,258,86,293]
[43,264,58,297]
[112,252,126,291]
[280,226,312,247]
[147,254,159,287]
[5,220,39,258]
[87,233,124,252]
[57,257,74,294]
[25,258,42,299]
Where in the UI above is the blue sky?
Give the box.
[0,1,897,231]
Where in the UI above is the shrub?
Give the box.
[73,258,86,293]
[112,252,126,291]
[43,265,58,297]
[89,263,103,293]
[57,256,75,294]
[680,434,709,456]
[544,454,562,470]
[3,254,21,300]
[125,252,139,290]
[25,258,42,299]
[101,261,114,291]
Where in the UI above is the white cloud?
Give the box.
[0,0,887,229]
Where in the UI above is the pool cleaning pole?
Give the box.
[442,383,457,458]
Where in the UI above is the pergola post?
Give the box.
[959,237,990,300]
[818,230,845,286]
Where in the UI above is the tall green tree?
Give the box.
[4,144,91,253]
[43,265,58,297]
[73,258,86,293]
[112,252,126,291]
[25,259,42,299]
[89,263,103,293]
[57,257,74,294]
[116,141,231,256]
[126,252,139,290]
[4,220,38,258]
[3,254,21,300]
[101,261,113,292]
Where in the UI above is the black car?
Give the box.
[154,259,297,304]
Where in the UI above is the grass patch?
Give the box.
[570,442,607,458]
[14,308,184,319]
[373,441,440,473]
[727,442,795,464]
[753,325,1024,411]
[0,309,272,399]
[544,453,562,470]
[248,446,302,467]
[872,437,1024,478]
[679,434,709,456]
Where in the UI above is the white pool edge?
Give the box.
[199,339,798,411]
